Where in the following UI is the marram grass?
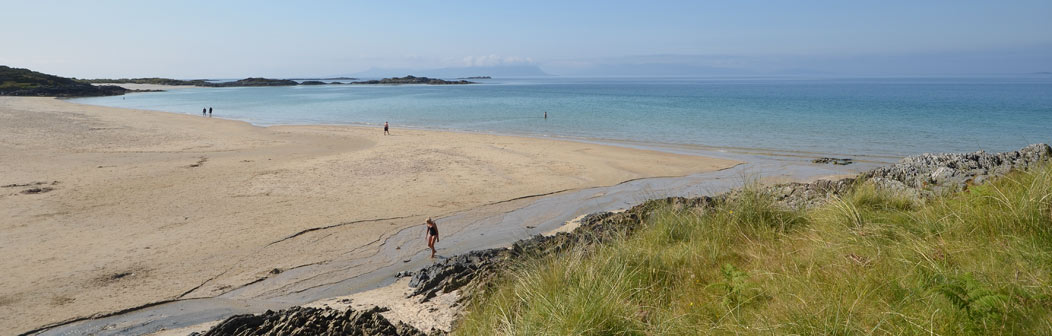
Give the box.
[455,165,1052,335]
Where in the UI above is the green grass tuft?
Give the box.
[456,165,1052,335]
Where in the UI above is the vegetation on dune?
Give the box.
[456,165,1052,335]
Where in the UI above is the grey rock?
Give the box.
[861,143,1051,194]
[199,306,439,336]
[813,157,854,165]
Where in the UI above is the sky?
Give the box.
[1,1,1050,78]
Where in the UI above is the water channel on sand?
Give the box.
[30,148,877,336]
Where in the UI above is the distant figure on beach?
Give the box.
[544,111,547,119]
[425,218,439,258]
[202,108,206,116]
[209,107,212,117]
[384,121,390,135]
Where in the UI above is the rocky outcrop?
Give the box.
[299,81,327,85]
[861,143,1052,194]
[749,177,857,209]
[195,306,441,336]
[351,76,474,85]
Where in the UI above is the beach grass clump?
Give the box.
[455,165,1052,335]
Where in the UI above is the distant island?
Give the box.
[79,77,298,87]
[287,77,358,80]
[1,66,474,98]
[0,66,128,97]
[351,75,474,85]
[460,76,491,79]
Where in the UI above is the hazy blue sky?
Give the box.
[2,1,1050,77]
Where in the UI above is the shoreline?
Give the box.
[69,91,904,165]
[1,96,754,334]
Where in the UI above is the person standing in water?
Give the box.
[202,108,206,116]
[209,107,213,117]
[384,121,390,135]
[544,111,547,119]
[425,218,439,258]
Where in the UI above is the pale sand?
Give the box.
[0,97,739,333]
[156,209,633,335]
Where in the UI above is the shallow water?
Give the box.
[74,76,1052,158]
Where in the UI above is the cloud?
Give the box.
[461,55,534,67]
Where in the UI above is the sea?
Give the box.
[73,76,1052,160]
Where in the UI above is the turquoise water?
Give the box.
[73,77,1052,158]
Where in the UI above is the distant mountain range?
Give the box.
[348,65,550,78]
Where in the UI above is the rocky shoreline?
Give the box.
[193,144,1051,335]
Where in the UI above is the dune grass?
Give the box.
[455,165,1052,335]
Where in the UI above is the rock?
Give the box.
[813,157,854,165]
[199,306,437,336]
[20,187,54,194]
[861,143,1052,194]
[408,248,509,302]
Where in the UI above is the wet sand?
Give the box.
[0,96,740,334]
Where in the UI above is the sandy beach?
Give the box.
[0,96,739,333]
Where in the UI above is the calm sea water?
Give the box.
[73,77,1052,158]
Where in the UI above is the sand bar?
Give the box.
[0,97,739,333]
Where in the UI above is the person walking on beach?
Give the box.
[425,218,439,258]
[209,107,213,117]
[202,108,206,116]
[384,121,390,135]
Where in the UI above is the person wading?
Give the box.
[425,218,439,258]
